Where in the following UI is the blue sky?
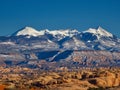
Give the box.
[0,0,120,36]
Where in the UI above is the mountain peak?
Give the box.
[97,26,113,37]
[97,26,103,30]
[12,26,44,36]
[84,26,113,37]
[23,26,36,30]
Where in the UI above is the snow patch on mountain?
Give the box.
[47,29,79,37]
[0,42,15,45]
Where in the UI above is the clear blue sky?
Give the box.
[0,0,120,36]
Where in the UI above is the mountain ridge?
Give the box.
[0,26,119,52]
[12,26,113,37]
[0,26,120,68]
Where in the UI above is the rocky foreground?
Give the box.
[0,67,120,90]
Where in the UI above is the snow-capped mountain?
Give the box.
[83,26,113,39]
[12,26,113,38]
[12,27,43,36]
[0,26,119,52]
[12,26,79,38]
[1,26,120,68]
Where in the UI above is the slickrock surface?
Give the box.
[0,67,120,90]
